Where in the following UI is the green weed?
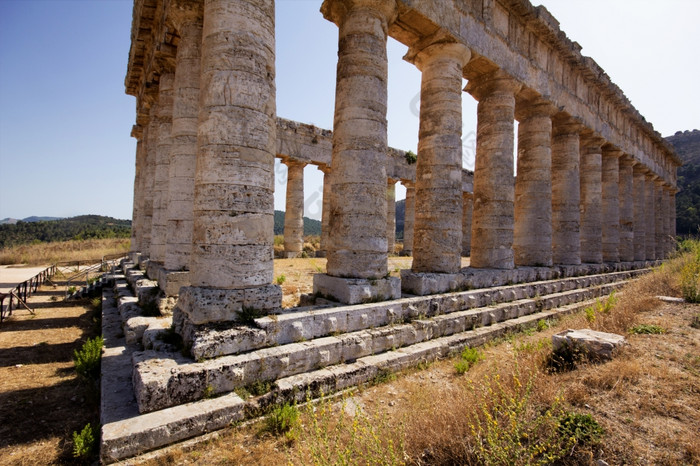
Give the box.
[455,346,483,374]
[72,423,96,459]
[73,336,104,380]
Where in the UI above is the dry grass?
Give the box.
[0,238,130,266]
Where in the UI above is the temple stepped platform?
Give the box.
[100,259,656,462]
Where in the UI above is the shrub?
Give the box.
[72,423,96,458]
[404,150,417,165]
[264,403,300,440]
[630,324,666,334]
[558,412,604,446]
[455,346,483,374]
[73,336,104,380]
[276,274,286,285]
[680,247,700,303]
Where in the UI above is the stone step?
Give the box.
[184,269,643,360]
[101,292,601,463]
[132,278,626,413]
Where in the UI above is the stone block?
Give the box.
[400,270,461,295]
[177,284,282,325]
[313,274,400,304]
[159,270,191,297]
[552,329,626,361]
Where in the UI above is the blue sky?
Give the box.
[0,0,698,221]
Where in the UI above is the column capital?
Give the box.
[551,113,585,136]
[619,153,636,168]
[404,39,471,72]
[131,124,144,140]
[168,0,203,30]
[514,96,557,121]
[402,180,414,189]
[464,69,522,101]
[319,164,332,175]
[602,145,624,158]
[282,158,307,170]
[580,132,606,154]
[321,0,397,29]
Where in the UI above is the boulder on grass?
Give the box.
[552,329,626,361]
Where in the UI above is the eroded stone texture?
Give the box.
[141,103,159,257]
[408,41,470,274]
[654,179,665,259]
[579,136,603,264]
[403,181,415,255]
[468,71,521,270]
[552,329,626,361]
[150,73,175,264]
[601,147,621,263]
[386,179,396,254]
[190,0,278,290]
[551,118,581,265]
[319,165,331,256]
[514,100,554,266]
[644,172,657,260]
[283,160,305,258]
[618,155,635,262]
[130,127,146,254]
[322,0,396,279]
[462,192,472,256]
[164,5,202,272]
[632,164,647,261]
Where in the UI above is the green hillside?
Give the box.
[0,215,131,248]
[666,129,700,236]
[274,210,322,236]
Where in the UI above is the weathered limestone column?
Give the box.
[618,155,635,262]
[632,163,647,261]
[164,3,203,273]
[318,165,331,257]
[579,135,604,264]
[314,0,400,304]
[467,70,521,269]
[663,185,673,258]
[601,147,621,263]
[644,172,657,260]
[462,192,473,256]
[141,103,159,259]
[654,178,665,259]
[513,100,554,267]
[402,181,415,256]
[283,160,306,258]
[386,178,396,254]
[671,188,678,250]
[130,125,146,256]
[551,117,581,265]
[150,74,175,265]
[408,41,470,274]
[175,0,280,339]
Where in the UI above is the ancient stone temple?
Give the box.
[103,0,680,461]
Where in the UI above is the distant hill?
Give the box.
[0,215,131,248]
[0,216,62,225]
[273,210,322,236]
[666,129,700,236]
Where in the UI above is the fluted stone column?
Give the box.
[165,4,203,273]
[408,41,470,274]
[654,179,665,259]
[314,0,400,303]
[514,101,554,267]
[403,181,415,255]
[644,172,657,260]
[462,192,473,256]
[175,0,281,338]
[150,73,175,265]
[671,188,678,249]
[318,165,331,257]
[618,155,635,262]
[467,70,521,270]
[130,126,146,255]
[551,118,581,265]
[283,160,306,258]
[601,147,621,263]
[632,164,647,261]
[663,186,673,258]
[580,136,603,264]
[141,103,159,259]
[386,179,396,254]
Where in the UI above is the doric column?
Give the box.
[403,181,415,255]
[601,146,621,263]
[632,163,647,261]
[141,103,159,258]
[283,160,306,258]
[618,155,635,262]
[407,41,471,273]
[654,178,665,259]
[176,0,280,336]
[671,188,678,249]
[514,100,555,267]
[386,178,396,254]
[321,0,396,279]
[466,70,521,269]
[462,192,473,256]
[130,125,146,254]
[551,117,581,265]
[318,165,332,257]
[579,135,604,264]
[164,3,203,272]
[644,172,657,260]
[663,185,673,258]
[150,73,175,264]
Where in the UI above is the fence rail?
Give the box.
[0,264,56,324]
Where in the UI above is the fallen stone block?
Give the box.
[552,329,626,361]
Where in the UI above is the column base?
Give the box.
[128,252,142,265]
[401,270,462,295]
[283,251,303,259]
[146,262,192,296]
[313,274,400,304]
